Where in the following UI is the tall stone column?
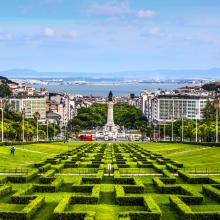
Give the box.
[107,102,114,125]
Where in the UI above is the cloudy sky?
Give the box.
[0,0,220,72]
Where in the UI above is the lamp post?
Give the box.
[171,117,174,142]
[0,108,3,143]
[22,108,25,142]
[46,120,49,141]
[163,122,166,141]
[214,99,220,143]
[195,108,199,142]
[159,124,161,141]
[53,123,56,140]
[153,124,156,140]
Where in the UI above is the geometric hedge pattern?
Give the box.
[0,143,220,219]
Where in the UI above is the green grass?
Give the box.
[0,142,81,168]
[139,142,220,168]
[0,141,220,220]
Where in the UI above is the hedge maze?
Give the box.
[0,143,220,219]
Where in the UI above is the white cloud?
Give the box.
[149,27,161,35]
[43,27,56,37]
[69,31,79,40]
[87,2,132,16]
[137,10,156,18]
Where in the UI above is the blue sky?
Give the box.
[0,0,220,72]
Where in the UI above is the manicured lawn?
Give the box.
[0,142,81,168]
[0,141,220,220]
[139,142,220,168]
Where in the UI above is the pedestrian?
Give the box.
[10,146,15,156]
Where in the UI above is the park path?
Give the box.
[166,147,211,156]
[8,147,51,155]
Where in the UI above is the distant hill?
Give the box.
[0,68,220,80]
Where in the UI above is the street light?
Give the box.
[158,124,161,141]
[22,108,25,142]
[214,99,220,143]
[171,117,174,142]
[153,124,156,140]
[0,108,3,142]
[195,108,199,142]
[46,120,49,141]
[163,123,166,141]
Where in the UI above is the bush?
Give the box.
[81,170,103,184]
[178,170,211,184]
[123,178,144,194]
[33,177,63,192]
[0,196,45,220]
[0,176,7,184]
[39,169,56,184]
[169,195,193,216]
[169,195,220,220]
[119,196,161,220]
[7,169,39,183]
[72,185,93,193]
[11,185,35,204]
[203,185,220,202]
[22,196,45,220]
[38,163,51,172]
[0,185,12,197]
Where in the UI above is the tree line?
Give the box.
[68,103,148,133]
[0,110,60,141]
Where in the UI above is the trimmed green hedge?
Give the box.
[7,169,39,183]
[203,185,220,202]
[170,195,220,220]
[33,177,63,192]
[81,170,103,184]
[0,196,45,220]
[72,185,93,193]
[53,195,96,220]
[117,195,161,220]
[0,184,12,197]
[178,170,212,184]
[39,169,56,184]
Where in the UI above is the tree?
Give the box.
[0,83,11,98]
[68,103,148,131]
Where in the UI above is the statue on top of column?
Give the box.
[108,91,113,102]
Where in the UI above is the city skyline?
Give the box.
[0,0,220,76]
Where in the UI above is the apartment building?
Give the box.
[9,96,46,119]
[151,94,211,124]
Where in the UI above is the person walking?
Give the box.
[10,146,15,156]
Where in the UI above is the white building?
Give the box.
[151,94,211,124]
[140,90,155,125]
[9,96,46,119]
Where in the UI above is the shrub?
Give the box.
[22,196,45,220]
[38,163,51,172]
[11,185,35,204]
[178,170,211,184]
[39,169,56,184]
[203,185,220,202]
[0,196,45,220]
[0,184,12,197]
[72,185,93,193]
[33,177,63,192]
[7,169,39,183]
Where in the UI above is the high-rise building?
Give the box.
[151,94,211,124]
[9,96,46,119]
[140,90,155,125]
